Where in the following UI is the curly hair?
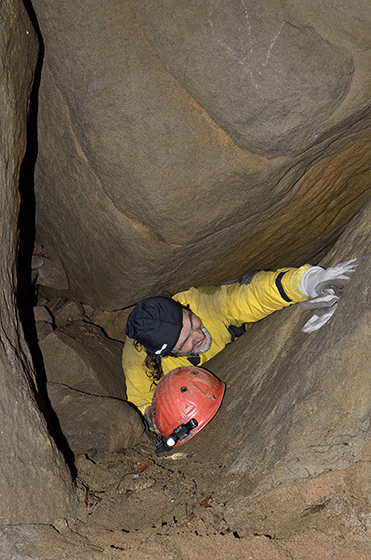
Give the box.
[132,341,165,384]
[145,352,164,383]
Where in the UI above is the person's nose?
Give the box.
[192,326,204,345]
[192,315,202,330]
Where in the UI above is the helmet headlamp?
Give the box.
[155,419,198,453]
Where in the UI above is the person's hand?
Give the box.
[300,259,358,299]
[301,305,338,333]
[300,259,358,333]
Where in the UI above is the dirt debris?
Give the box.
[73,440,231,539]
[29,440,363,560]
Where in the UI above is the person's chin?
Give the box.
[193,339,211,355]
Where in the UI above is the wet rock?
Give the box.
[31,0,371,309]
[39,319,126,399]
[47,383,146,456]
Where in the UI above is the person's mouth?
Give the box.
[194,333,205,348]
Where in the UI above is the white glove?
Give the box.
[301,305,338,333]
[300,259,358,299]
[300,259,358,333]
[300,288,338,310]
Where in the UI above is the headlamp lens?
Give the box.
[165,418,199,448]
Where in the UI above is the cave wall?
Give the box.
[0,0,370,543]
[31,0,371,310]
[0,1,76,524]
[188,196,371,499]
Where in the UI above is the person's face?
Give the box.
[171,309,211,357]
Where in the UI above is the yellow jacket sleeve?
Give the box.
[122,265,311,414]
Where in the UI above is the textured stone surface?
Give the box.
[47,383,146,456]
[31,0,371,310]
[0,0,76,524]
[0,525,103,560]
[39,320,126,399]
[186,197,371,497]
[53,299,84,328]
[3,203,371,555]
[2,459,371,559]
[132,0,354,156]
[85,306,133,342]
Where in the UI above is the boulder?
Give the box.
[39,319,126,399]
[53,299,85,328]
[33,304,54,341]
[35,320,54,341]
[84,307,133,342]
[33,304,53,323]
[31,0,371,309]
[47,383,146,456]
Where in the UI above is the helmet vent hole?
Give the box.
[212,395,216,399]
[180,386,188,393]
[191,370,198,375]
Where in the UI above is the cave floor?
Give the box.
[70,438,247,558]
[36,437,371,560]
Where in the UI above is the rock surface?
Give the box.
[47,383,146,456]
[33,300,134,457]
[3,196,368,558]
[186,196,371,504]
[31,0,371,309]
[2,0,371,553]
[0,0,76,524]
[39,319,126,399]
[1,444,371,559]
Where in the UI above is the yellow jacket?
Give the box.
[122,266,310,414]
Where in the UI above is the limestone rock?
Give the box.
[35,320,54,341]
[47,383,146,456]
[0,525,104,560]
[0,0,76,524]
[226,461,371,547]
[33,304,54,341]
[45,296,69,315]
[86,307,134,342]
[39,320,126,399]
[132,1,354,156]
[187,199,371,497]
[53,299,85,328]
[31,0,371,309]
[33,304,53,323]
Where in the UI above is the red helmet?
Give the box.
[152,366,225,449]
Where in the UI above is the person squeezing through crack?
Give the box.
[122,260,357,452]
